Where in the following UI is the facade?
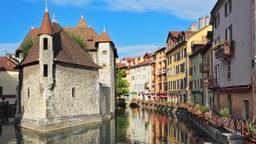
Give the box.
[189,38,207,105]
[211,0,254,120]
[0,56,18,104]
[201,31,214,108]
[129,58,152,100]
[151,47,167,97]
[166,31,195,103]
[16,8,117,131]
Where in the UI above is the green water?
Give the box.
[0,108,215,144]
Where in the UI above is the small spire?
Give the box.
[78,15,87,28]
[103,26,106,32]
[45,0,48,12]
[52,14,57,23]
[31,25,35,30]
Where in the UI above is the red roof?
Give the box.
[39,12,53,36]
[0,57,18,71]
[18,19,100,69]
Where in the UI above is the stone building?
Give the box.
[16,7,117,131]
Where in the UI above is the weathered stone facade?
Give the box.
[20,63,101,131]
[16,9,116,132]
[97,42,116,113]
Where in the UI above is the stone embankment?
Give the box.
[131,99,250,144]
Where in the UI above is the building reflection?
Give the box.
[13,119,115,144]
[127,108,207,144]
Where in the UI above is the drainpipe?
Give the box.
[251,0,255,121]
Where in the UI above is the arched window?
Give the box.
[72,87,75,98]
[27,88,30,99]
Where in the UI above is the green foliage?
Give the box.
[67,32,93,59]
[21,38,36,57]
[116,68,129,96]
[194,104,201,111]
[199,106,210,113]
[218,107,230,119]
[247,121,255,134]
[67,32,88,50]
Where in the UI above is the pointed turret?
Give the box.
[97,27,112,42]
[39,11,53,35]
[78,15,88,28]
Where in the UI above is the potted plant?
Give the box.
[247,121,255,138]
[218,107,230,126]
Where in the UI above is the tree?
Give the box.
[116,68,129,97]
[21,38,36,57]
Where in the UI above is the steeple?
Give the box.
[39,6,53,35]
[78,15,88,28]
[45,0,48,12]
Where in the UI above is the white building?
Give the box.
[130,60,152,100]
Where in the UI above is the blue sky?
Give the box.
[0,0,216,58]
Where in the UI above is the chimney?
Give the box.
[199,16,205,30]
[205,15,210,26]
[190,23,198,32]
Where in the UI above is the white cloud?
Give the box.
[104,0,217,19]
[41,0,216,19]
[118,44,163,58]
[25,0,216,19]
[0,43,20,56]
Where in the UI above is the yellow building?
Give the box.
[165,25,212,103]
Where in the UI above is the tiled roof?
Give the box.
[19,20,100,69]
[97,32,112,42]
[39,12,53,36]
[130,60,151,69]
[78,16,87,28]
[64,26,99,49]
[17,28,39,51]
[116,63,126,69]
[0,57,18,71]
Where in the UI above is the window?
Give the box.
[225,0,232,17]
[0,87,2,97]
[102,50,107,54]
[227,61,231,80]
[27,88,30,99]
[225,24,233,41]
[43,64,48,77]
[43,38,48,50]
[214,13,220,29]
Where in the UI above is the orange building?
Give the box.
[151,47,167,98]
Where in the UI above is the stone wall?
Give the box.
[100,85,110,115]
[21,65,47,121]
[48,64,100,118]
[97,42,116,113]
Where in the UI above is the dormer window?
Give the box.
[44,38,48,50]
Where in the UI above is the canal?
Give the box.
[0,108,215,144]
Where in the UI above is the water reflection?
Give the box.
[0,119,115,144]
[116,108,215,144]
[0,108,215,144]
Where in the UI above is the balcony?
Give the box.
[202,64,210,73]
[214,41,234,60]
